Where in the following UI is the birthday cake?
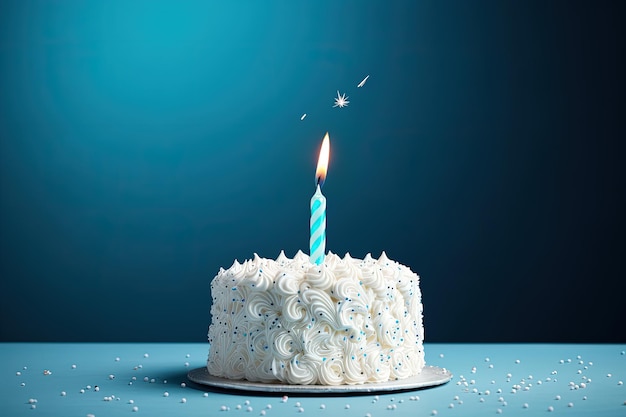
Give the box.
[207,250,425,385]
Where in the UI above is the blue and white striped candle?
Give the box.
[310,132,330,265]
[310,185,326,265]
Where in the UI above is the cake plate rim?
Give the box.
[187,365,452,394]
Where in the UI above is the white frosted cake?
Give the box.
[207,251,425,385]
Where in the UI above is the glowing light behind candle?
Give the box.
[310,132,330,265]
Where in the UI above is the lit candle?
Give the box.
[310,132,330,265]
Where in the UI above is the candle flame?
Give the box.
[315,132,330,187]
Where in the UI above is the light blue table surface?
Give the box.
[1,343,624,416]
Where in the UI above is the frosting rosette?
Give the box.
[207,251,425,385]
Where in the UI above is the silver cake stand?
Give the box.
[188,366,452,394]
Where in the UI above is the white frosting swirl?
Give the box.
[207,252,425,385]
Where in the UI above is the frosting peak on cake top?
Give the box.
[226,250,395,270]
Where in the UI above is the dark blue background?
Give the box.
[1,1,624,342]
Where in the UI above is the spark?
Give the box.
[333,90,349,108]
[357,75,370,88]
